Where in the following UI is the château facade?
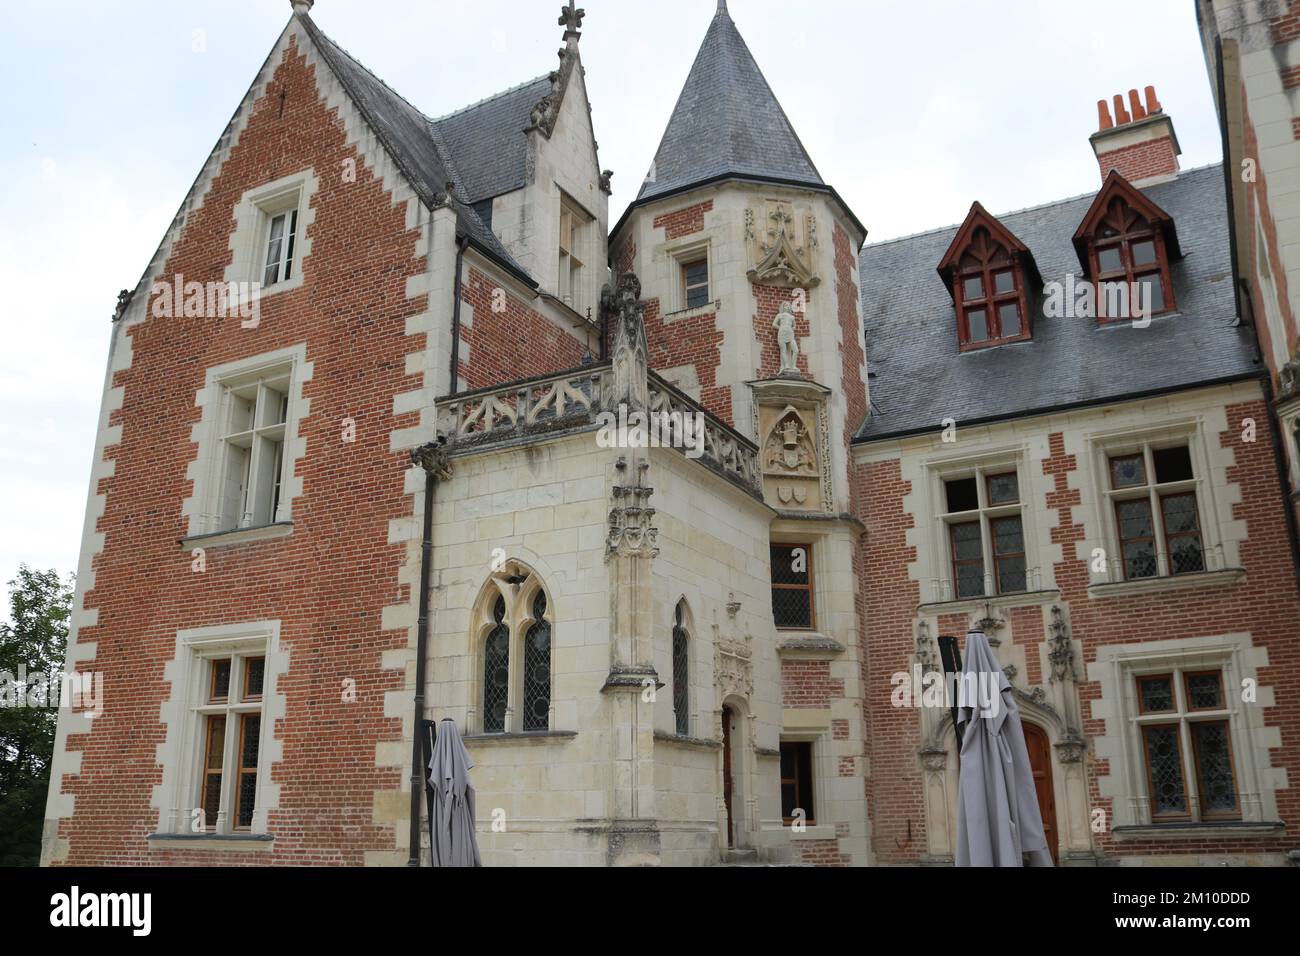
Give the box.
[42,0,1300,867]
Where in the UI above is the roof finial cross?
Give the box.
[558,2,585,41]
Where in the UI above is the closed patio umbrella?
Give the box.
[426,717,482,867]
[954,626,1053,867]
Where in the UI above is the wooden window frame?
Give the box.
[1132,667,1240,824]
[1105,443,1204,581]
[770,542,816,631]
[681,256,710,311]
[194,653,266,833]
[262,208,299,287]
[1140,721,1191,822]
[953,231,1031,351]
[208,658,232,704]
[990,514,1026,595]
[780,740,816,826]
[234,713,260,831]
[939,467,1027,600]
[1087,196,1176,322]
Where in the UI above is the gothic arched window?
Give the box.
[522,591,551,732]
[482,595,510,733]
[672,601,690,736]
[475,564,553,734]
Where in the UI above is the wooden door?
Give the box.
[721,706,734,848]
[1022,722,1058,863]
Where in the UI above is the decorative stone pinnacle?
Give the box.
[558,2,584,44]
[290,0,314,15]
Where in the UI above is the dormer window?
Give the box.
[1091,197,1172,318]
[938,202,1037,351]
[1074,170,1181,324]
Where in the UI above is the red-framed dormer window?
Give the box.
[954,229,1029,348]
[1090,196,1174,320]
[1074,170,1181,325]
[938,202,1037,352]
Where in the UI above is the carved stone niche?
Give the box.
[745,198,820,289]
[750,377,832,513]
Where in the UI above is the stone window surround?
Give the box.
[769,531,823,637]
[225,168,320,301]
[665,237,713,316]
[1089,632,1281,830]
[919,444,1043,605]
[1081,418,1238,585]
[182,344,311,540]
[766,726,836,841]
[469,565,556,736]
[151,620,288,841]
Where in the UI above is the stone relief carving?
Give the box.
[601,271,649,413]
[1047,605,1077,683]
[713,605,754,701]
[1279,338,1300,401]
[751,381,832,513]
[606,457,658,560]
[745,199,820,289]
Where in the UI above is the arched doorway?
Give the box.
[1022,722,1058,863]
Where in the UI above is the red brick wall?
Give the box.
[642,296,731,425]
[857,396,1300,862]
[458,266,587,391]
[652,200,713,240]
[780,660,844,708]
[614,239,636,278]
[51,35,427,865]
[1095,136,1179,183]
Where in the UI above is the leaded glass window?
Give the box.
[1106,443,1204,581]
[1133,668,1239,823]
[483,595,510,733]
[522,591,551,732]
[770,544,814,629]
[672,602,689,736]
[939,467,1027,600]
[195,651,266,833]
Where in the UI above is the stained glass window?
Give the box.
[483,595,510,733]
[522,591,551,732]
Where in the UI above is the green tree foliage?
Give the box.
[0,566,72,866]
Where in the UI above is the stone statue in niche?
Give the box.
[773,302,800,376]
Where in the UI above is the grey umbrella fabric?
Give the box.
[954,627,1053,867]
[427,718,482,867]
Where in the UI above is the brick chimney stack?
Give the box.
[1091,85,1181,186]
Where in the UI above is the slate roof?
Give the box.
[300,15,536,285]
[854,164,1260,442]
[634,5,824,205]
[430,76,553,206]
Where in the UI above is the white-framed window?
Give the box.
[931,459,1033,601]
[558,191,593,314]
[188,346,309,538]
[668,240,712,314]
[779,737,817,827]
[157,621,284,837]
[226,170,318,300]
[1102,440,1204,580]
[261,205,299,287]
[215,364,292,531]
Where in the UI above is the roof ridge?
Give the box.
[306,23,439,124]
[864,162,1224,249]
[429,74,552,124]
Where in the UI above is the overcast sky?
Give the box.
[0,0,1220,609]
